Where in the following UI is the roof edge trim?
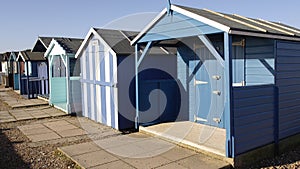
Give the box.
[230,30,300,42]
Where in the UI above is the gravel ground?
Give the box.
[0,86,300,168]
[0,117,91,169]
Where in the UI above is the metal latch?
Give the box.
[213,118,221,124]
[212,75,221,80]
[212,90,221,96]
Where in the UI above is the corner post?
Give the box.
[224,32,234,157]
[135,44,139,130]
[65,55,71,114]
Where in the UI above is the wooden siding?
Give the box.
[139,11,222,43]
[50,77,67,104]
[276,41,300,139]
[81,35,119,129]
[233,85,275,155]
[245,37,275,86]
[70,77,82,113]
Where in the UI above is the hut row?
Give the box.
[1,3,300,165]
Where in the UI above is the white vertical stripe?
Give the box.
[83,83,88,117]
[106,86,111,126]
[96,85,102,123]
[90,84,95,120]
[105,47,111,82]
[112,51,118,129]
[105,46,111,126]
[82,50,88,117]
[114,87,118,130]
[95,43,100,81]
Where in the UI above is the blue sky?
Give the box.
[0,0,300,53]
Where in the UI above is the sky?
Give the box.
[0,0,300,53]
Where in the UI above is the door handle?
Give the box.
[194,79,208,86]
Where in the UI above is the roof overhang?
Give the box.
[44,39,67,58]
[230,30,300,42]
[75,28,116,58]
[131,5,230,45]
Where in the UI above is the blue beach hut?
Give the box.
[132,4,300,166]
[44,37,83,114]
[75,28,178,130]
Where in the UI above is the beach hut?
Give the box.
[1,52,10,87]
[44,37,83,114]
[16,50,48,99]
[9,52,20,90]
[132,3,300,165]
[0,54,4,85]
[75,28,178,130]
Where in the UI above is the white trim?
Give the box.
[38,37,49,49]
[131,8,168,45]
[75,28,117,59]
[16,52,26,62]
[75,28,94,58]
[172,5,230,32]
[229,30,300,42]
[131,5,230,45]
[44,39,67,58]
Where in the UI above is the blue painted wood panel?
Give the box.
[245,37,275,86]
[276,41,300,139]
[233,85,275,155]
[139,11,222,43]
[50,77,67,103]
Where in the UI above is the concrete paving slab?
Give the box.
[177,154,230,169]
[94,135,145,149]
[18,124,44,130]
[122,156,172,169]
[72,150,119,168]
[44,120,71,128]
[19,127,52,136]
[47,124,78,132]
[30,113,51,119]
[27,132,61,142]
[15,116,35,121]
[89,160,135,169]
[105,143,147,158]
[0,119,16,123]
[140,121,226,157]
[160,146,197,161]
[156,162,188,169]
[56,128,87,138]
[59,142,102,157]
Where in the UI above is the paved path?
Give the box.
[0,106,66,123]
[18,116,231,169]
[0,89,48,109]
[59,133,231,169]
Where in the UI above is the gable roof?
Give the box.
[54,37,83,54]
[32,37,54,52]
[1,52,11,61]
[17,50,45,62]
[95,28,138,54]
[76,28,138,58]
[132,4,300,45]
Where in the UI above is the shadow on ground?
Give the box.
[0,128,30,169]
